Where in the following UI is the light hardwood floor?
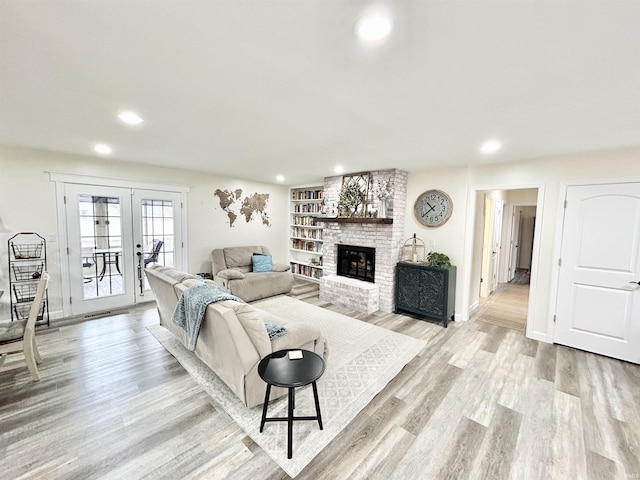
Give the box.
[474,279,529,332]
[1,280,639,479]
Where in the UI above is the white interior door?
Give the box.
[480,196,494,297]
[490,199,503,292]
[555,182,640,364]
[508,208,523,282]
[480,195,503,297]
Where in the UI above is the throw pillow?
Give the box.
[252,253,272,272]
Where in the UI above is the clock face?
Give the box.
[414,190,453,227]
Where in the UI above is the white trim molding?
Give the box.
[48,172,190,193]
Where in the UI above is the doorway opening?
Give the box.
[473,188,538,332]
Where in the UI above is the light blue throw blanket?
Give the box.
[265,322,287,340]
[172,283,244,351]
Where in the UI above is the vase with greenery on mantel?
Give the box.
[372,177,394,218]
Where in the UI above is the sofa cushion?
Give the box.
[216,268,246,280]
[227,271,293,302]
[271,263,291,273]
[226,302,271,358]
[252,253,272,272]
[269,319,322,353]
[223,246,268,269]
[0,319,27,343]
[154,266,198,283]
[182,278,205,288]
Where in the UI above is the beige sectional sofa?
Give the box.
[145,264,327,408]
[211,246,293,302]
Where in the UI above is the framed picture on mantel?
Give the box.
[338,172,370,218]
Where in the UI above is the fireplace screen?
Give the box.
[337,244,375,283]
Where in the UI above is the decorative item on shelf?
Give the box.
[403,233,425,263]
[426,251,452,268]
[337,172,370,218]
[372,177,394,218]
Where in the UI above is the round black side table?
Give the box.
[258,349,325,459]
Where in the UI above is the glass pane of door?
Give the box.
[80,195,125,299]
[133,190,183,302]
[141,199,174,267]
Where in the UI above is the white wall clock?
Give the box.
[414,189,453,227]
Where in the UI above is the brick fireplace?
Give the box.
[319,169,407,313]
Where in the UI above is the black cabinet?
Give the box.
[395,262,456,327]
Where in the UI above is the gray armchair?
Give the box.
[211,246,293,302]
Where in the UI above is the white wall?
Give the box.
[507,188,537,204]
[0,145,289,320]
[404,146,640,342]
[4,143,640,341]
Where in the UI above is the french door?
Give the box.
[64,184,183,316]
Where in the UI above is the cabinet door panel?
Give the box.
[421,269,445,316]
[397,266,422,310]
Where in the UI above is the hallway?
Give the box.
[474,274,530,332]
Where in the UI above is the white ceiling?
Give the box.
[1,1,639,186]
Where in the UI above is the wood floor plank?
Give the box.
[555,345,581,397]
[434,416,487,480]
[551,390,588,479]
[509,376,555,479]
[348,424,415,480]
[469,404,522,480]
[534,342,557,382]
[585,450,623,480]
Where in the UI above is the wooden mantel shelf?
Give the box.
[316,217,393,224]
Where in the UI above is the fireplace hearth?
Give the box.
[337,244,375,283]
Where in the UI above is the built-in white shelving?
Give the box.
[289,186,324,282]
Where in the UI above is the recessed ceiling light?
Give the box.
[480,139,502,155]
[355,13,393,41]
[334,165,345,174]
[93,143,112,155]
[276,174,285,183]
[118,110,144,126]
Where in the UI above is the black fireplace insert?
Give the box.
[337,244,375,283]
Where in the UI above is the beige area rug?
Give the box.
[148,295,426,478]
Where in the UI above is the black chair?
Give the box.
[82,256,95,283]
[144,240,164,266]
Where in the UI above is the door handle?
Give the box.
[624,281,640,291]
